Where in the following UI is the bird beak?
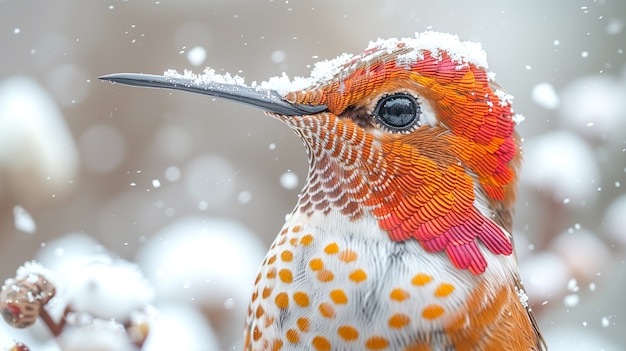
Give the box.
[99,73,327,116]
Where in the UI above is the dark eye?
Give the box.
[373,93,421,132]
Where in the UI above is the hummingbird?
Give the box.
[101,31,546,351]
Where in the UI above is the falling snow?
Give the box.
[280,171,299,189]
[564,294,580,307]
[187,46,207,66]
[165,166,181,182]
[531,82,560,109]
[3,3,626,350]
[271,50,286,63]
[238,190,252,203]
[13,205,36,234]
[567,278,579,292]
[606,18,624,34]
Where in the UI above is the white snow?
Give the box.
[68,257,153,320]
[606,18,624,35]
[187,46,206,67]
[512,113,526,124]
[33,234,154,325]
[166,31,491,97]
[279,171,299,190]
[563,293,579,307]
[13,205,37,234]
[271,50,286,63]
[493,89,514,107]
[365,31,488,69]
[515,286,529,308]
[261,31,489,95]
[237,190,252,203]
[567,278,579,292]
[164,166,181,182]
[11,260,53,284]
[198,200,208,210]
[164,67,246,87]
[531,82,560,109]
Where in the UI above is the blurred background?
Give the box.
[1,0,625,350]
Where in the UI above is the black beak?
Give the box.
[98,73,327,116]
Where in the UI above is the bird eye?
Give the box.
[373,93,421,132]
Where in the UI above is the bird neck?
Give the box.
[276,111,517,274]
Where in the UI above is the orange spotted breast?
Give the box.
[245,202,541,350]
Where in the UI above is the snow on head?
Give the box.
[365,31,488,69]
[261,31,490,95]
[166,31,495,100]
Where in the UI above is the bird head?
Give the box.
[101,31,522,275]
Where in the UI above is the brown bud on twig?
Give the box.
[1,269,56,328]
[9,342,31,351]
[126,319,150,348]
